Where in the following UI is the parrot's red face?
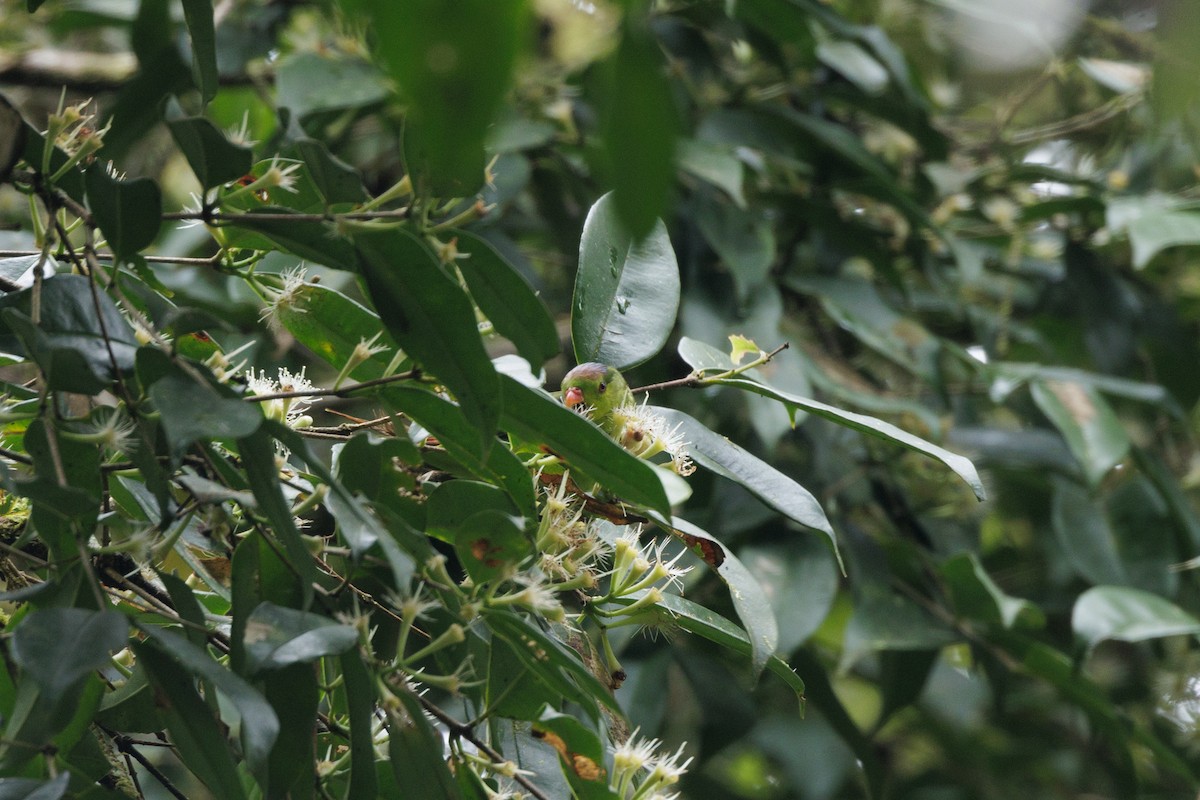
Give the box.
[564,386,586,407]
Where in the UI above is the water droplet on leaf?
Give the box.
[616,296,631,314]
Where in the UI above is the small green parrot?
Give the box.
[560,362,634,437]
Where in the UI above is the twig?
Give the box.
[415,694,553,800]
[110,733,190,800]
[630,342,790,394]
[161,208,411,223]
[245,371,418,403]
[0,249,223,268]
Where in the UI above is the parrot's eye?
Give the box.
[598,382,607,394]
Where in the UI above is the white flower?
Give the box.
[245,366,316,428]
[226,111,257,148]
[259,266,311,330]
[261,156,302,194]
[610,401,695,476]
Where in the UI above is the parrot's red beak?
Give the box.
[564,386,585,408]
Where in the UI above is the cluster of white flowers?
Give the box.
[245,366,315,429]
[608,400,696,476]
[610,728,693,800]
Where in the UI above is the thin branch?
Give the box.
[0,249,223,268]
[245,371,418,403]
[630,342,790,394]
[161,208,411,223]
[109,733,190,800]
[415,694,553,800]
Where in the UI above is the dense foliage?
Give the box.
[1,0,1200,798]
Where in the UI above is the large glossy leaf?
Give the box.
[572,192,680,370]
[1073,586,1200,649]
[940,552,1044,630]
[0,274,138,395]
[142,350,263,459]
[453,230,559,367]
[168,116,252,189]
[602,21,679,238]
[84,166,162,261]
[363,0,527,194]
[497,375,670,516]
[339,652,379,800]
[695,195,775,301]
[719,376,986,500]
[243,602,358,675]
[654,407,839,566]
[288,138,368,205]
[1126,210,1200,268]
[355,228,500,455]
[1030,378,1130,488]
[275,52,390,119]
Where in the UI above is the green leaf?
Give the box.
[940,552,1044,630]
[816,39,889,94]
[288,139,368,205]
[426,480,520,542]
[1030,379,1129,487]
[142,352,263,459]
[0,774,69,800]
[133,641,249,800]
[635,591,806,708]
[237,426,319,608]
[387,689,462,800]
[0,274,138,395]
[1050,476,1128,586]
[453,230,560,367]
[19,418,101,562]
[339,652,378,800]
[532,708,611,800]
[653,407,840,567]
[355,228,500,456]
[168,116,253,189]
[843,588,958,664]
[138,625,279,780]
[1126,209,1200,268]
[363,0,527,194]
[695,195,775,302]
[385,383,536,513]
[1073,586,1200,649]
[263,664,319,800]
[275,52,390,119]
[497,375,670,516]
[228,209,357,270]
[719,376,987,500]
[453,509,530,584]
[84,166,162,262]
[180,0,218,103]
[656,515,779,677]
[243,602,359,675]
[8,607,126,720]
[740,539,839,654]
[602,21,679,238]
[484,609,620,719]
[270,281,404,382]
[676,138,746,207]
[572,192,680,370]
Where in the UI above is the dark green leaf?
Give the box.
[264,664,319,800]
[134,641,249,800]
[0,274,138,395]
[740,539,839,654]
[573,192,680,370]
[498,375,670,516]
[1031,378,1130,488]
[720,376,987,500]
[843,588,958,664]
[138,625,279,780]
[940,552,1044,630]
[533,708,611,800]
[453,230,560,367]
[695,195,775,301]
[237,427,319,608]
[84,166,162,261]
[143,353,263,459]
[180,0,218,102]
[355,228,500,456]
[243,601,358,674]
[20,418,101,561]
[228,209,358,270]
[363,0,527,194]
[655,407,840,566]
[168,116,253,189]
[602,22,679,238]
[388,689,462,799]
[289,139,368,205]
[1073,586,1200,649]
[11,608,126,698]
[339,651,378,800]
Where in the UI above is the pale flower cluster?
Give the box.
[610,728,693,800]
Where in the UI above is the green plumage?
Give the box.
[560,362,634,437]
